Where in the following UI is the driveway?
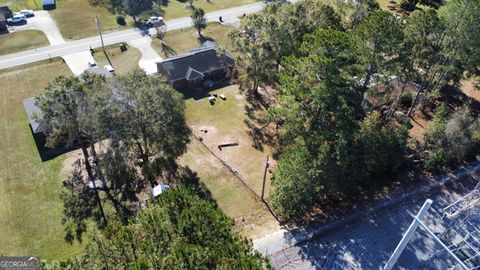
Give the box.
[62,51,95,76]
[9,10,65,45]
[128,36,163,75]
[259,168,480,269]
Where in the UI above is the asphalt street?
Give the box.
[0,2,264,69]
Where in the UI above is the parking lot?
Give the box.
[267,173,480,269]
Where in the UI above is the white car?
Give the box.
[88,60,98,68]
[20,9,34,17]
[7,14,26,25]
[104,65,115,75]
[144,16,163,27]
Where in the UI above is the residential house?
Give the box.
[23,98,47,143]
[0,6,13,19]
[156,41,235,90]
[87,66,113,78]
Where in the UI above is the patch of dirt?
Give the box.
[460,79,480,103]
[409,113,428,144]
[61,149,84,178]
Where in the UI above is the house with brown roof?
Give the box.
[156,41,235,90]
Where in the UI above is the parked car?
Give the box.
[144,16,163,27]
[104,65,115,75]
[20,9,34,17]
[88,60,98,68]
[7,14,26,25]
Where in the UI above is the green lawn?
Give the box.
[0,0,37,10]
[50,0,132,40]
[184,85,273,198]
[179,139,278,238]
[181,84,279,237]
[0,30,49,56]
[161,0,257,20]
[0,59,84,260]
[151,22,232,58]
[92,43,142,75]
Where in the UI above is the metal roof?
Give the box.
[23,98,46,134]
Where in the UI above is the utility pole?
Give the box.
[261,155,269,201]
[95,14,113,67]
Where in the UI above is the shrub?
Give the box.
[424,105,480,173]
[116,15,126,26]
[398,92,413,110]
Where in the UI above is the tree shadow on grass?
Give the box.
[160,42,177,58]
[243,94,279,153]
[440,85,480,115]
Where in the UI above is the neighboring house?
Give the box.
[156,41,235,90]
[23,98,47,143]
[0,6,13,19]
[0,14,7,33]
[87,66,113,78]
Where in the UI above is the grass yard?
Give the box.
[179,139,279,238]
[0,0,37,10]
[378,0,393,9]
[161,0,257,20]
[0,59,84,260]
[151,22,232,59]
[50,0,132,40]
[92,43,142,75]
[0,30,49,56]
[184,85,274,199]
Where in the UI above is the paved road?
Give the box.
[0,2,264,69]
[261,170,480,269]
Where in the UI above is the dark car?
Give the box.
[20,9,34,18]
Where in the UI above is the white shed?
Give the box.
[152,184,170,197]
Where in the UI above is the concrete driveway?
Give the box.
[128,36,163,75]
[8,10,65,45]
[63,51,95,76]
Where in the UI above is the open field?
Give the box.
[92,43,142,75]
[151,22,232,58]
[184,85,274,198]
[0,30,49,56]
[50,0,132,40]
[0,59,84,259]
[161,0,257,20]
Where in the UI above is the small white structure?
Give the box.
[152,184,170,197]
[42,0,56,10]
[88,178,106,189]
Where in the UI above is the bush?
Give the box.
[424,105,480,173]
[424,148,448,173]
[398,92,413,110]
[116,15,126,26]
[401,0,417,11]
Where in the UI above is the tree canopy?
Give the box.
[44,187,271,270]
[191,7,207,37]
